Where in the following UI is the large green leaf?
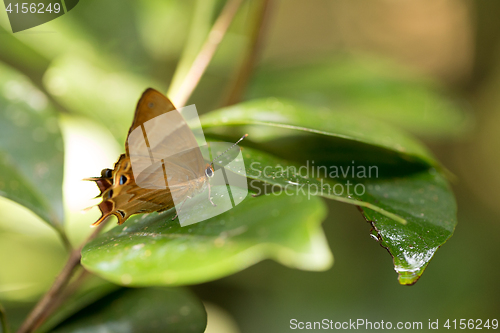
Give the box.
[359,169,457,285]
[228,145,407,224]
[200,98,457,284]
[229,146,456,285]
[0,24,50,88]
[200,98,439,168]
[51,288,206,333]
[0,62,64,230]
[81,189,330,286]
[247,55,472,139]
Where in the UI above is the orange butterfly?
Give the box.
[87,88,217,226]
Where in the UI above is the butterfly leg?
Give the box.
[208,182,217,207]
[172,196,192,221]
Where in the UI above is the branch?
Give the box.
[224,0,272,106]
[31,269,91,333]
[16,222,108,333]
[173,0,244,108]
[168,0,219,100]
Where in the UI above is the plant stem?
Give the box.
[224,0,272,106]
[172,0,244,108]
[16,222,108,333]
[31,269,90,333]
[0,302,10,333]
[168,0,218,101]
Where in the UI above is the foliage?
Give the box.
[0,1,469,332]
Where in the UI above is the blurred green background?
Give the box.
[0,0,499,332]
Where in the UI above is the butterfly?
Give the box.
[87,88,221,226]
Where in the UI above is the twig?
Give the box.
[31,269,91,333]
[0,302,10,333]
[168,0,219,100]
[224,0,272,106]
[16,222,108,333]
[173,0,244,108]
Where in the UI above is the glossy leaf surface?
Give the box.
[0,63,64,229]
[81,189,331,286]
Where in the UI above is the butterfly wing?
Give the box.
[91,89,207,226]
[125,88,176,153]
[127,89,206,190]
[93,155,186,225]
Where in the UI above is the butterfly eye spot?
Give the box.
[148,102,154,108]
[205,166,214,178]
[116,210,125,218]
[107,189,114,199]
[119,175,127,185]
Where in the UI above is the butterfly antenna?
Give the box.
[211,134,248,164]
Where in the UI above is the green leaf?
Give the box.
[247,55,472,139]
[0,24,50,86]
[51,288,207,333]
[0,62,64,229]
[359,169,457,285]
[232,145,407,225]
[81,189,331,286]
[231,146,456,285]
[200,98,439,168]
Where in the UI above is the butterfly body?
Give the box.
[88,89,213,226]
